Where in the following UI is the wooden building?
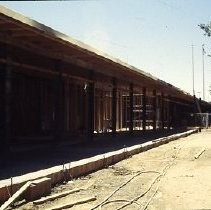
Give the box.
[0,6,210,151]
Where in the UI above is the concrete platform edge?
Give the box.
[0,129,199,203]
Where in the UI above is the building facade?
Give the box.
[0,6,210,151]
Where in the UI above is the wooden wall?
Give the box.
[0,40,207,147]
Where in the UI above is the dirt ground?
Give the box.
[11,129,211,210]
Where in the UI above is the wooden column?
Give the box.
[161,93,164,129]
[0,64,5,146]
[88,82,95,141]
[152,89,157,130]
[54,60,64,142]
[0,57,12,153]
[193,95,196,127]
[119,91,123,130]
[142,87,146,131]
[199,98,202,112]
[129,83,134,134]
[112,79,117,136]
[193,95,196,113]
[167,95,171,130]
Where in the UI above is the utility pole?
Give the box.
[192,44,195,96]
[202,44,205,100]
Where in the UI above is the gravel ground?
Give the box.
[10,129,211,210]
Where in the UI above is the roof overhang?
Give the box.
[0,5,209,106]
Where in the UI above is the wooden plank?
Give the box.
[194,148,205,159]
[33,188,81,205]
[0,182,31,210]
[46,196,96,210]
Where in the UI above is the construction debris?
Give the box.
[194,148,206,159]
[46,196,96,210]
[25,177,51,201]
[33,188,82,205]
[0,177,52,210]
[0,181,31,210]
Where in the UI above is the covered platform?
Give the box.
[0,6,210,152]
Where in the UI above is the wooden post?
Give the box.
[129,83,133,134]
[112,79,117,136]
[199,97,202,112]
[152,89,156,130]
[161,93,164,130]
[5,59,12,143]
[167,95,171,130]
[142,87,146,131]
[171,99,175,128]
[54,60,64,142]
[119,91,123,130]
[193,95,196,127]
[0,46,12,154]
[0,64,5,149]
[88,82,94,141]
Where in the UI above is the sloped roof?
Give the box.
[0,5,206,104]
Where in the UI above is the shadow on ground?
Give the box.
[0,129,187,180]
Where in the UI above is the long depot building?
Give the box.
[0,6,210,152]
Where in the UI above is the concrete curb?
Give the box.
[0,129,199,204]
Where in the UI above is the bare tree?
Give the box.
[199,23,211,101]
[199,23,211,37]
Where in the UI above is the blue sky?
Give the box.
[1,0,211,101]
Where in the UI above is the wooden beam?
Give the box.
[0,15,203,101]
[0,58,58,76]
[33,188,82,205]
[0,58,92,83]
[9,30,38,38]
[46,196,96,210]
[0,38,97,77]
[0,38,171,91]
[1,12,184,92]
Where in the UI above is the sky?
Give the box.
[1,0,211,101]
